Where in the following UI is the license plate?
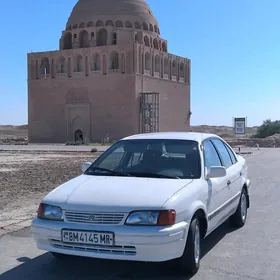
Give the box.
[61,230,114,246]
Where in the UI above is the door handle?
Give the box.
[227,180,231,186]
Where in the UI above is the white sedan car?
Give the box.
[31,132,251,275]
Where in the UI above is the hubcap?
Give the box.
[241,193,247,222]
[194,224,200,264]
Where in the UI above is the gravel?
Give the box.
[0,151,100,211]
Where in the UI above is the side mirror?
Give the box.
[82,162,92,173]
[206,166,226,179]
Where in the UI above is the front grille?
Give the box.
[64,211,126,225]
[50,239,136,256]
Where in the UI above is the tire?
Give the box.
[176,216,201,276]
[229,188,248,227]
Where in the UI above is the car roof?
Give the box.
[121,132,221,143]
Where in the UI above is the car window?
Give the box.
[127,152,143,167]
[203,140,222,170]
[98,146,125,170]
[86,139,201,179]
[224,143,237,164]
[211,139,233,168]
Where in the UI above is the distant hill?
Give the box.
[0,125,28,137]
[0,124,258,140]
[190,125,258,138]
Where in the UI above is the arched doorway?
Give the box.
[75,129,84,142]
[96,28,108,46]
[63,32,72,50]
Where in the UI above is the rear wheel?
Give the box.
[176,216,201,275]
[229,188,248,227]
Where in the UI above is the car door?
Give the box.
[202,139,233,232]
[223,142,243,210]
[211,139,241,216]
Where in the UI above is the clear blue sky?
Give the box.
[1,0,279,126]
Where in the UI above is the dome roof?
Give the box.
[66,0,158,28]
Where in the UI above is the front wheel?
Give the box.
[175,217,201,275]
[229,188,248,227]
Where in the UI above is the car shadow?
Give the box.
[201,219,239,258]
[0,221,238,280]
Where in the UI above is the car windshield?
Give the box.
[85,139,201,179]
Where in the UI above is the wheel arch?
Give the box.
[192,208,208,239]
[242,183,250,208]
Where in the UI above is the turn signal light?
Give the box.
[37,203,44,218]
[157,210,176,226]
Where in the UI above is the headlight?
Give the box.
[37,203,63,221]
[125,210,176,226]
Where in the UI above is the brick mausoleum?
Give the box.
[27,0,191,143]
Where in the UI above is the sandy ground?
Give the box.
[0,151,101,224]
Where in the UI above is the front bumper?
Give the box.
[31,218,189,262]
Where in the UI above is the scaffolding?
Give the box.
[140,92,159,133]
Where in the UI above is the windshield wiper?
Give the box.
[87,168,180,179]
[127,172,180,179]
[88,167,131,177]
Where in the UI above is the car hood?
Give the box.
[43,174,193,212]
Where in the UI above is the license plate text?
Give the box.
[61,230,114,246]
